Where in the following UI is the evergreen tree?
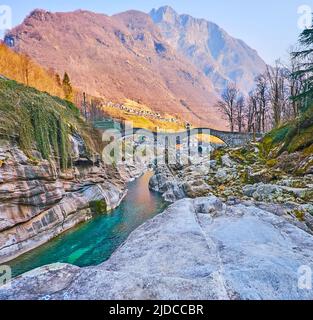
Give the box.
[292,20,313,111]
[62,72,74,102]
[55,73,62,87]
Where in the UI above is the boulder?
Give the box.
[245,168,272,184]
[149,167,185,202]
[183,180,212,198]
[221,154,236,168]
[243,183,283,202]
[215,168,229,183]
[194,196,225,215]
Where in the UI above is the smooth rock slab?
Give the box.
[1,197,313,300]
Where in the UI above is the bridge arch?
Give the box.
[93,120,263,148]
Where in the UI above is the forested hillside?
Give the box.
[0,43,66,99]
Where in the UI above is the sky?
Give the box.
[1,0,312,64]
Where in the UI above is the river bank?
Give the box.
[2,142,313,299]
[0,138,152,264]
[2,195,313,300]
[8,171,168,277]
[150,143,313,233]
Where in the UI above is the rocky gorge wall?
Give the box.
[0,136,146,264]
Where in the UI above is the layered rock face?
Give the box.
[1,197,313,300]
[0,138,145,264]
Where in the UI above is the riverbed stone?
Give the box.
[194,196,225,215]
[221,154,236,168]
[149,167,185,202]
[2,197,313,300]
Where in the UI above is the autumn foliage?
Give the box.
[0,43,65,99]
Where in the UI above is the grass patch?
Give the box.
[261,104,313,157]
[294,209,305,222]
[0,78,102,169]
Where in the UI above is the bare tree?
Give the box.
[21,54,31,86]
[243,37,312,133]
[254,74,269,132]
[216,84,240,132]
[265,61,289,127]
[245,92,257,133]
[235,96,245,133]
[288,48,304,118]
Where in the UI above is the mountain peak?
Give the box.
[150,7,267,95]
[27,9,52,21]
[150,6,178,23]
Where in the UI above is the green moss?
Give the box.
[262,104,313,157]
[240,169,249,184]
[294,209,305,222]
[0,78,101,170]
[303,145,313,157]
[266,159,278,168]
[212,148,226,165]
[287,126,313,153]
[229,149,246,162]
[89,200,107,214]
[261,124,290,156]
[260,136,273,155]
[301,190,313,202]
[240,168,254,184]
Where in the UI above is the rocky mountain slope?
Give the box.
[150,6,267,95]
[5,9,224,129]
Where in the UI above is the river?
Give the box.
[8,171,168,277]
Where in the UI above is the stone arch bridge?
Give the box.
[93,120,263,148]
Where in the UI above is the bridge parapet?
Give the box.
[209,129,264,147]
[93,120,264,148]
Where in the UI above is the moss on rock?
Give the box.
[0,78,102,170]
[89,200,107,214]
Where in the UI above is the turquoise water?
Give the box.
[8,171,168,277]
